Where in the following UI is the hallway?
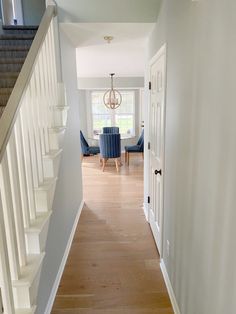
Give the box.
[52,154,173,313]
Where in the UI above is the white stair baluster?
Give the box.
[29,75,44,185]
[0,153,20,281]
[20,106,37,221]
[0,202,15,314]
[38,52,50,154]
[14,118,31,229]
[6,133,27,268]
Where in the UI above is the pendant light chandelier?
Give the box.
[103,73,122,109]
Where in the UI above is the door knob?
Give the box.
[155,169,162,176]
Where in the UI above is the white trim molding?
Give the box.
[160,259,181,314]
[143,202,149,222]
[44,200,84,314]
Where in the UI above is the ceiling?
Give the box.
[56,0,162,23]
[61,23,154,78]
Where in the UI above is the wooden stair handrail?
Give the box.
[0,4,56,162]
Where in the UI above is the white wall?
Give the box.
[21,0,45,25]
[36,28,83,314]
[146,0,236,313]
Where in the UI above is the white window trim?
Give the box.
[88,90,136,139]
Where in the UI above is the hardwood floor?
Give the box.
[52,154,173,314]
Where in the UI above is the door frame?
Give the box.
[147,43,167,258]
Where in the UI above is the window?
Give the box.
[90,91,135,137]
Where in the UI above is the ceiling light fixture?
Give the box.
[104,36,114,43]
[103,73,122,110]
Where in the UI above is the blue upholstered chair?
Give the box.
[80,130,100,158]
[125,130,144,165]
[103,127,119,134]
[99,133,121,172]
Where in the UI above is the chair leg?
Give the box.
[127,152,129,166]
[115,159,119,172]
[125,152,127,163]
[142,152,144,160]
[102,158,105,172]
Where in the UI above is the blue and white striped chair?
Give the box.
[103,127,119,134]
[99,133,121,172]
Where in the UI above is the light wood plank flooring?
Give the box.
[52,154,173,314]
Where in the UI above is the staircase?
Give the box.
[0,26,38,118]
[0,3,68,313]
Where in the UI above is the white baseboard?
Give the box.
[160,259,181,314]
[44,200,84,314]
[143,202,149,222]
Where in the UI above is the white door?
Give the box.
[149,44,166,255]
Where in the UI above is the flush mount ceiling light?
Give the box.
[104,36,114,43]
[103,73,122,110]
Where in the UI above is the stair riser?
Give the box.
[0,95,10,106]
[52,108,69,128]
[0,50,28,58]
[34,181,57,213]
[13,266,42,309]
[0,63,23,72]
[43,153,61,179]
[25,219,51,255]
[3,29,37,35]
[0,78,17,88]
[0,40,33,46]
[49,129,66,150]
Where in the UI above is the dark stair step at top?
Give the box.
[2,25,38,35]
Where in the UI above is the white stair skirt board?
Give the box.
[34,178,57,213]
[143,202,149,222]
[12,254,45,309]
[43,149,63,179]
[44,200,84,314]
[25,211,52,254]
[160,259,181,314]
[48,127,66,150]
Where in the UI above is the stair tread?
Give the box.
[0,87,13,94]
[0,45,30,51]
[25,211,52,233]
[0,58,25,64]
[12,253,45,287]
[0,72,19,77]
[0,34,35,40]
[3,25,38,30]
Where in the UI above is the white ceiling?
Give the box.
[56,0,162,23]
[60,23,154,78]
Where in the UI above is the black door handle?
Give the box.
[155,169,162,176]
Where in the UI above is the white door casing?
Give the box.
[149,44,167,256]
